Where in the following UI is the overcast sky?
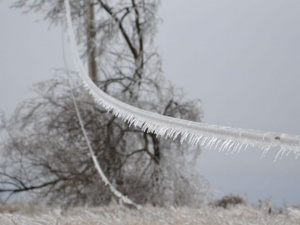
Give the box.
[1,0,299,206]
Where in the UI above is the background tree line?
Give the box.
[0,0,211,207]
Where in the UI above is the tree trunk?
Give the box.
[86,3,97,82]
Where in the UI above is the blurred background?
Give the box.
[0,0,299,206]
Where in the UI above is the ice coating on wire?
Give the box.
[64,0,300,160]
[70,81,140,208]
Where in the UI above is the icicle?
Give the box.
[227,141,236,153]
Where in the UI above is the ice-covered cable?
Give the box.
[64,0,300,160]
[70,80,140,208]
[71,80,175,224]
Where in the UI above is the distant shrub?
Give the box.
[258,198,273,214]
[214,195,246,209]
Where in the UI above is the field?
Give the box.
[0,203,299,225]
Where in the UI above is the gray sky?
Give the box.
[1,0,299,206]
[157,0,300,207]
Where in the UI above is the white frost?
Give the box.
[64,0,300,160]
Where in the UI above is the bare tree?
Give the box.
[0,0,210,207]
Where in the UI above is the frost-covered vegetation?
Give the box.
[1,1,299,223]
[0,203,299,225]
[1,0,207,207]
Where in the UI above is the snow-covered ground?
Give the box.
[0,204,299,225]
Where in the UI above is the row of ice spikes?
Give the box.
[64,0,300,162]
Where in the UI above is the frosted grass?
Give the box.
[0,204,299,225]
